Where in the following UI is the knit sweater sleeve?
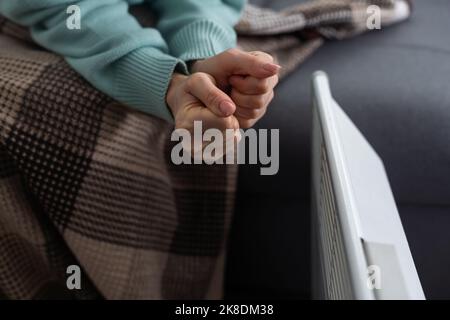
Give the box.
[149,0,246,61]
[0,0,189,122]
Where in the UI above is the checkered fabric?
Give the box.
[0,0,411,300]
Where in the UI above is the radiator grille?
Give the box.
[314,139,353,300]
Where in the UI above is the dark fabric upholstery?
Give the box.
[399,205,450,300]
[226,0,450,299]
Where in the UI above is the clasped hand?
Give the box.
[167,48,279,133]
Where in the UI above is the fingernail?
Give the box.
[219,101,235,116]
[263,63,281,74]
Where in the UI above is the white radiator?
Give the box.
[311,71,425,300]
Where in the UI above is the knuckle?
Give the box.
[246,108,260,119]
[191,72,209,82]
[224,48,240,59]
[186,73,206,90]
[251,50,274,62]
[254,108,264,117]
[257,80,270,92]
[262,53,274,62]
[253,96,266,109]
[239,119,254,129]
[185,76,196,90]
[266,54,275,62]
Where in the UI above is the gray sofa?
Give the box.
[226,0,450,299]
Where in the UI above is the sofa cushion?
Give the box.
[241,0,450,205]
[399,205,450,300]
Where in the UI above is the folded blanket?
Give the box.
[0,0,411,300]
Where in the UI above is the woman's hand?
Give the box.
[167,72,239,131]
[166,72,240,158]
[190,48,280,128]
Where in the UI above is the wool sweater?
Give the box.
[0,0,245,121]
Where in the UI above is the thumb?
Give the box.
[185,72,236,117]
[224,49,281,79]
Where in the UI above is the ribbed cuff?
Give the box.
[113,47,188,122]
[169,19,237,61]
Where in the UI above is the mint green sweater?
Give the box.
[0,0,245,121]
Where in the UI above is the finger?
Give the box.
[248,51,274,61]
[198,108,240,132]
[222,49,281,79]
[177,106,240,136]
[229,74,279,95]
[230,89,274,110]
[236,117,257,129]
[185,72,236,117]
[176,108,240,161]
[234,105,266,120]
[202,113,241,162]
